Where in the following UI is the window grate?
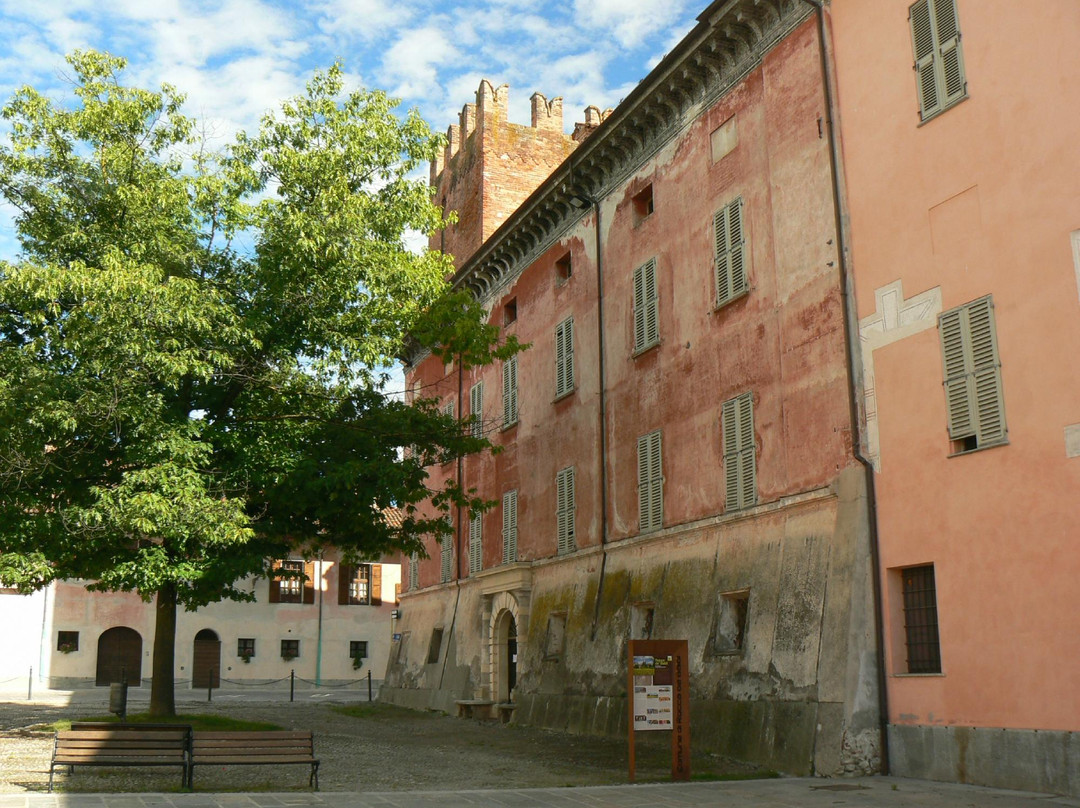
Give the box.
[902,565,942,673]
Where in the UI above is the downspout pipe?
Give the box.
[799,0,890,774]
[568,174,610,643]
[438,357,465,691]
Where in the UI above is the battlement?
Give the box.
[429,80,605,269]
[430,80,604,184]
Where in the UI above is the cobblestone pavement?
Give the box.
[2,689,1077,808]
[0,778,1078,808]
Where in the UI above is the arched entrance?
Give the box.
[494,610,517,703]
[192,629,221,689]
[95,627,142,686]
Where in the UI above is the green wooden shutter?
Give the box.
[556,466,575,554]
[939,296,1006,448]
[723,392,756,510]
[555,317,574,397]
[715,197,747,306]
[939,306,974,439]
[934,0,965,104]
[502,356,518,426]
[469,513,482,574]
[470,381,483,438]
[643,259,659,348]
[440,517,453,583]
[910,0,940,119]
[633,262,647,351]
[502,490,518,564]
[637,431,663,532]
[408,553,419,591]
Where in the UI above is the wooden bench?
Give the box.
[49,725,191,792]
[189,730,319,790]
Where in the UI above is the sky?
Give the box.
[0,0,703,260]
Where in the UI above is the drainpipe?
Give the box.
[568,176,610,643]
[799,0,890,774]
[437,356,465,691]
[315,553,324,686]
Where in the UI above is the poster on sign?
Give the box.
[627,640,690,781]
[631,655,674,731]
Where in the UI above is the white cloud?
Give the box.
[572,0,690,50]
[313,0,413,40]
[380,26,460,100]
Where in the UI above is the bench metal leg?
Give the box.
[311,762,320,790]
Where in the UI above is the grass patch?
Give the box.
[32,713,281,733]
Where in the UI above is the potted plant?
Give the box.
[239,650,253,664]
[58,642,76,654]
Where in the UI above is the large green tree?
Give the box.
[0,52,514,715]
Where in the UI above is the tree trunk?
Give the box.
[149,582,177,717]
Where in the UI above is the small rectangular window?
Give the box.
[469,512,483,574]
[544,613,567,660]
[714,197,748,307]
[637,430,663,533]
[281,639,300,660]
[57,631,79,653]
[910,0,966,121]
[502,490,519,564]
[902,565,942,673]
[556,466,576,555]
[349,640,368,660]
[939,295,1006,453]
[237,638,255,659]
[502,356,518,427]
[722,392,756,511]
[633,184,654,222]
[504,297,518,325]
[632,258,659,353]
[340,563,372,605]
[555,251,572,282]
[555,317,575,398]
[711,590,750,655]
[427,627,444,664]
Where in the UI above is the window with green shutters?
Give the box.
[714,197,748,307]
[555,317,575,398]
[502,490,518,563]
[910,0,966,122]
[939,295,1006,452]
[469,381,483,439]
[468,512,482,574]
[556,466,575,555]
[637,430,663,533]
[502,356,518,427]
[632,258,659,353]
[722,392,756,511]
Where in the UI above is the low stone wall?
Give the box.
[888,724,1079,797]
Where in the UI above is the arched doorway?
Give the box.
[95,627,142,687]
[192,629,221,689]
[494,610,517,703]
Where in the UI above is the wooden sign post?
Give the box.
[627,639,690,781]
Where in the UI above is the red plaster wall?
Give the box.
[831,0,1080,731]
[406,18,854,591]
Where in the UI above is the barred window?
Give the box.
[902,565,942,674]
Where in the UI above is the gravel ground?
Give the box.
[0,696,760,794]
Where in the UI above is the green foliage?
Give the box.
[0,51,518,703]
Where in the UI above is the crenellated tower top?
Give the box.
[429,80,607,270]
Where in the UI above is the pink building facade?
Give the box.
[381,0,882,777]
[829,0,1080,795]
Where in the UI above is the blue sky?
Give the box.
[0,0,701,260]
